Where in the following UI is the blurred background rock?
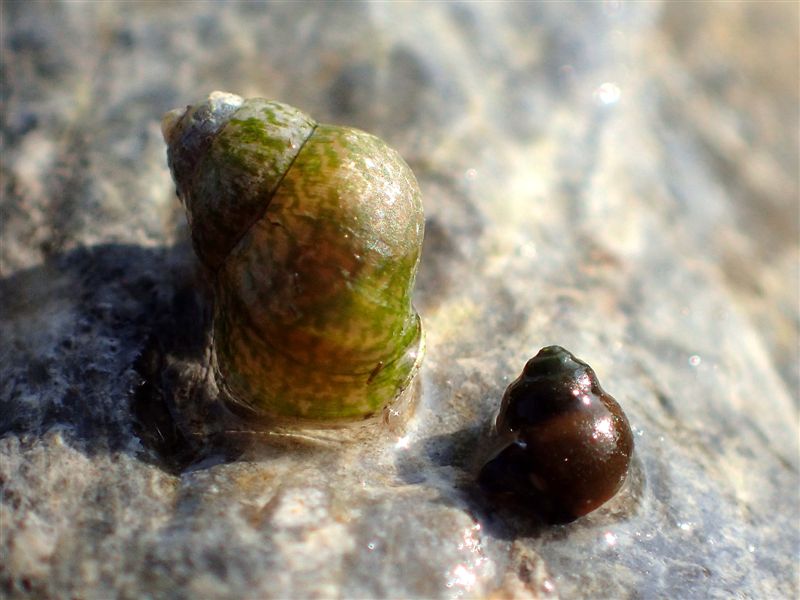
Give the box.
[1,2,797,598]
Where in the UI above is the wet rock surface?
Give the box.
[1,2,798,598]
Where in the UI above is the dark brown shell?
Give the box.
[479,346,634,523]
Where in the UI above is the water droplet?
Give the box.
[593,82,621,106]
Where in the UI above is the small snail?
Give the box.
[161,92,424,424]
[478,346,633,523]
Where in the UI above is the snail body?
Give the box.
[162,92,424,423]
[479,346,633,523]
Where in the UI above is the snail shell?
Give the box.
[161,92,424,424]
[479,346,633,523]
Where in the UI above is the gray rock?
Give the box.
[1,2,797,598]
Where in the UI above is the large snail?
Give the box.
[161,92,424,424]
[478,346,633,523]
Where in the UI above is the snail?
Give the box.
[161,92,424,425]
[478,346,633,523]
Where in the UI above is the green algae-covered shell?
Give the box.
[162,92,424,423]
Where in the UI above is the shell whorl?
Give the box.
[163,92,316,271]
